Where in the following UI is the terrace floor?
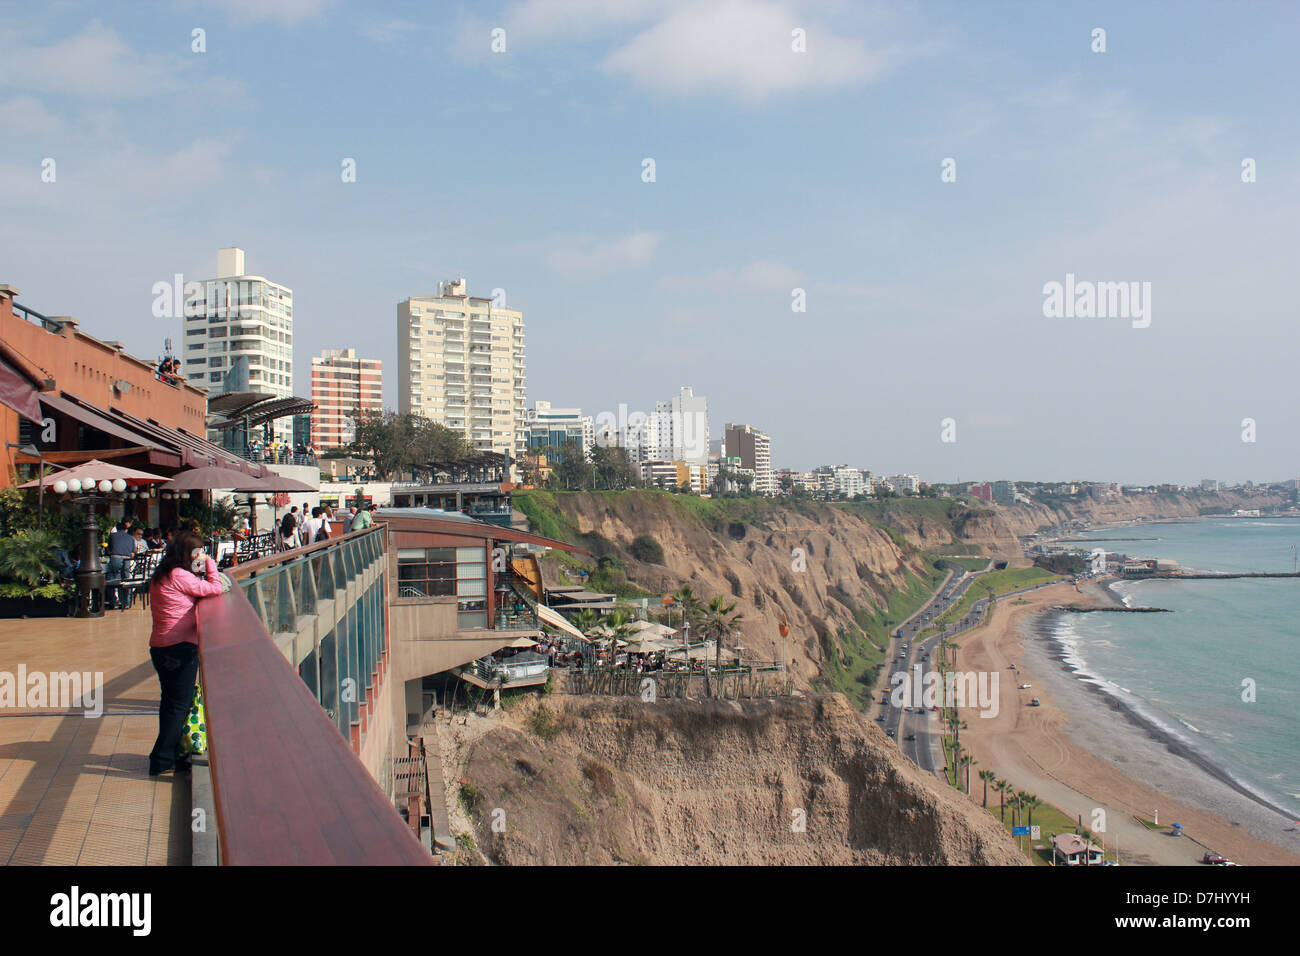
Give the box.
[0,606,189,865]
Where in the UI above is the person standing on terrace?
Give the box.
[146,531,223,776]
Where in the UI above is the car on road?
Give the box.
[904,733,916,741]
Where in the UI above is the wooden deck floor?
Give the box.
[0,607,189,866]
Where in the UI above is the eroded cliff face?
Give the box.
[535,493,934,690]
[461,694,1026,866]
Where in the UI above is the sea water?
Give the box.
[1052,520,1300,827]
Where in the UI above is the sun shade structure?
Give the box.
[206,392,316,430]
[158,465,273,492]
[19,458,168,489]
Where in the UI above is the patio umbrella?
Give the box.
[19,458,168,489]
[627,619,677,638]
[157,465,263,492]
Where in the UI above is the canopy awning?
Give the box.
[39,391,170,452]
[0,356,43,425]
[536,604,590,643]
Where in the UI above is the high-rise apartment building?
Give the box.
[598,386,709,465]
[724,422,774,496]
[647,386,709,465]
[310,348,382,452]
[182,247,294,443]
[397,278,526,461]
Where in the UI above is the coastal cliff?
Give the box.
[513,488,1286,705]
[517,491,944,706]
[457,694,1026,866]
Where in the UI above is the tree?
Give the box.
[699,595,743,696]
[602,609,637,669]
[961,754,977,796]
[551,439,592,491]
[978,769,996,808]
[590,445,639,490]
[1024,794,1042,831]
[994,779,1011,821]
[352,410,472,480]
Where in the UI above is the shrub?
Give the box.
[528,703,560,741]
[629,534,664,564]
[0,528,65,598]
[582,760,616,797]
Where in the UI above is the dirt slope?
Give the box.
[460,694,1026,866]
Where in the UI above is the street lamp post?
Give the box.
[72,494,107,618]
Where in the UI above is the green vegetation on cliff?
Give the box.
[817,563,946,711]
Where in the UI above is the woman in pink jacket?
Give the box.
[147,531,224,776]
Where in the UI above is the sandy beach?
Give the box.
[952,579,1300,866]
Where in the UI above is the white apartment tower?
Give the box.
[182,247,294,444]
[398,278,526,460]
[648,386,709,465]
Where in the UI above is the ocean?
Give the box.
[1033,518,1300,844]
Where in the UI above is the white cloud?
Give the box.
[547,231,661,277]
[503,0,665,42]
[660,259,804,293]
[601,1,885,101]
[0,97,60,135]
[2,21,186,99]
[1,21,244,102]
[361,17,424,44]
[202,0,336,25]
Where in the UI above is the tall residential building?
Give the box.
[724,422,774,496]
[647,386,709,465]
[310,348,382,452]
[183,247,294,443]
[397,278,526,461]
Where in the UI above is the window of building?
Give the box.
[209,372,222,382]
[396,545,487,627]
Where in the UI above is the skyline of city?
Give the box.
[3,1,1298,484]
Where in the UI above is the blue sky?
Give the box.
[2,0,1298,484]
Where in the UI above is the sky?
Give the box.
[2,0,1297,486]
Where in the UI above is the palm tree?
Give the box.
[1009,792,1025,829]
[960,754,976,796]
[994,779,1011,821]
[699,595,743,696]
[1024,794,1042,831]
[1014,790,1031,828]
[572,607,600,636]
[978,769,996,808]
[602,609,637,670]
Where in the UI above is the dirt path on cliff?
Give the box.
[954,582,1300,867]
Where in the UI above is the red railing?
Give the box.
[196,532,430,865]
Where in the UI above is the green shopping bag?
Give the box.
[178,682,207,756]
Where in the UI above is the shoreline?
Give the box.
[1032,604,1300,827]
[954,581,1300,866]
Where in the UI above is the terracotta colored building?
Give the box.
[1,284,265,507]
